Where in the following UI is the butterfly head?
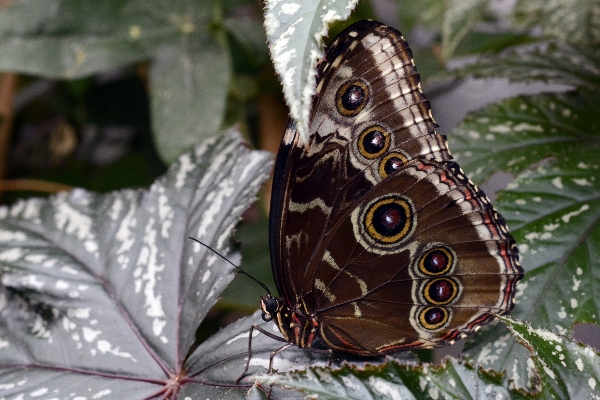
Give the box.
[260,295,282,322]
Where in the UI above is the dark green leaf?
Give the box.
[443,42,600,93]
[452,31,535,57]
[149,31,231,163]
[0,0,234,163]
[451,92,600,182]
[396,0,445,36]
[451,92,600,388]
[223,16,269,67]
[221,216,274,311]
[0,0,187,78]
[499,317,600,398]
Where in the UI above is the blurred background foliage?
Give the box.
[0,0,598,346]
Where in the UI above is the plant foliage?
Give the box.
[0,0,599,398]
[0,129,274,397]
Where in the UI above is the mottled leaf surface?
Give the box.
[257,356,515,399]
[0,129,272,398]
[451,92,599,182]
[514,0,600,47]
[498,317,600,398]
[441,0,487,60]
[443,42,600,93]
[450,92,600,389]
[264,0,359,145]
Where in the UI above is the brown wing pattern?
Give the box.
[269,20,522,353]
[311,159,521,352]
[271,21,450,303]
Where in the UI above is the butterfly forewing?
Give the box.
[268,20,523,355]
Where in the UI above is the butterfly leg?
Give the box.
[235,324,289,383]
[268,342,294,373]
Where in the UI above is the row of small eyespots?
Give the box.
[355,125,409,179]
[417,246,459,330]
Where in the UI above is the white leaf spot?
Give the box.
[83,327,102,342]
[0,248,22,262]
[281,3,300,14]
[370,377,403,400]
[202,270,211,283]
[153,318,166,336]
[551,177,563,189]
[67,308,90,319]
[570,298,578,308]
[97,340,137,362]
[572,178,593,186]
[561,204,589,223]
[175,154,195,189]
[92,389,112,399]
[29,388,49,397]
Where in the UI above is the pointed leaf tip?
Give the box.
[264,0,359,145]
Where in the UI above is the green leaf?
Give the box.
[396,0,445,36]
[264,0,359,145]
[514,0,600,47]
[0,0,234,163]
[0,0,175,78]
[257,357,514,399]
[441,0,488,60]
[444,42,600,94]
[0,128,273,397]
[451,92,600,182]
[221,216,275,311]
[499,317,600,398]
[450,92,600,387]
[452,31,535,57]
[150,32,231,163]
[223,15,269,67]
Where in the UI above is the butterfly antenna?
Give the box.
[187,237,272,296]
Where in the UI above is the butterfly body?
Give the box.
[264,20,522,357]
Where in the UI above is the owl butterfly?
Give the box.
[238,20,522,380]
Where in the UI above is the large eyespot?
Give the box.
[423,278,459,305]
[336,80,369,116]
[418,247,455,276]
[352,194,416,254]
[358,126,390,159]
[419,307,449,330]
[364,195,415,244]
[379,152,409,178]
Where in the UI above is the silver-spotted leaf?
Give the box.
[0,128,272,398]
[498,316,600,398]
[264,0,359,145]
[451,92,600,389]
[256,356,514,399]
[443,42,600,94]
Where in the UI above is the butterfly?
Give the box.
[240,19,522,379]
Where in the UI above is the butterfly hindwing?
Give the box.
[311,159,521,351]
